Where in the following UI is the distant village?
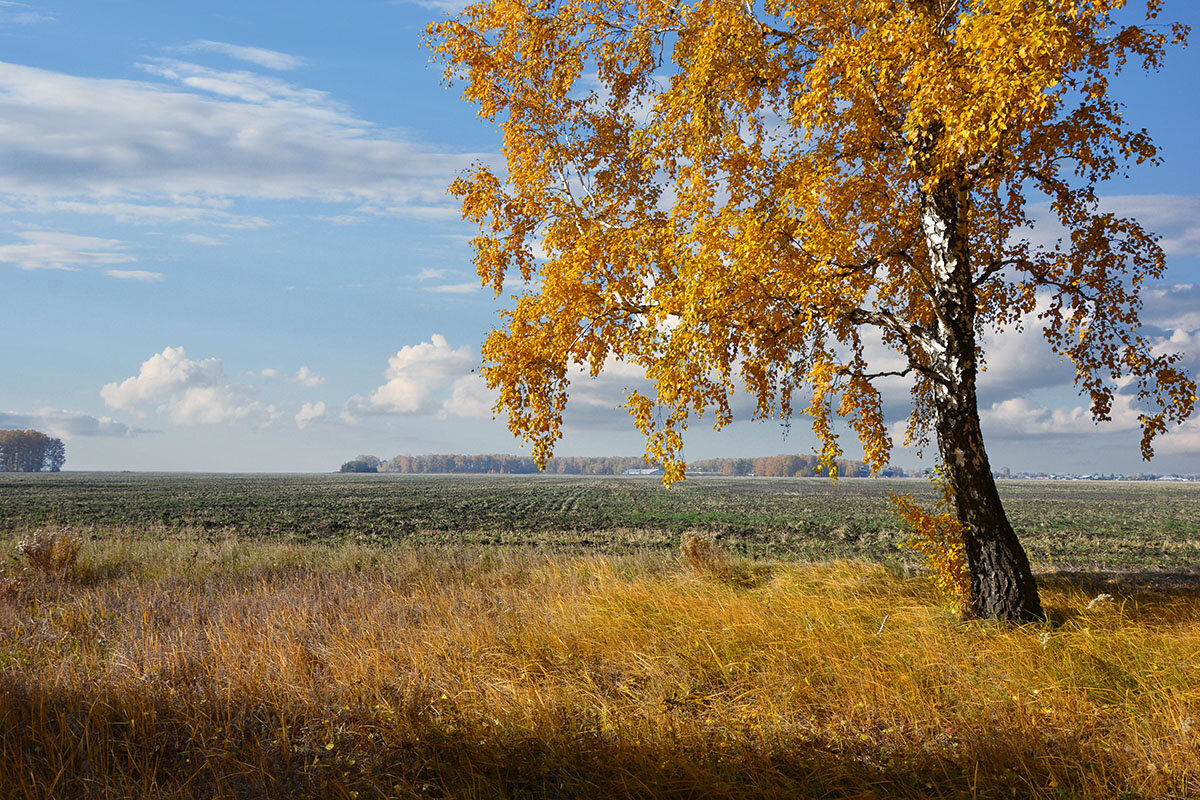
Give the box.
[990,469,1200,483]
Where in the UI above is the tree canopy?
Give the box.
[428,0,1195,619]
[339,459,380,474]
[0,429,66,473]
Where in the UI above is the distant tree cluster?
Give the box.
[0,429,65,472]
[340,455,380,473]
[688,455,881,478]
[342,452,898,477]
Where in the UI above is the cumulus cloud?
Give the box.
[0,408,140,437]
[345,336,650,425]
[292,365,326,388]
[347,335,477,416]
[0,60,487,222]
[975,298,1076,405]
[179,40,305,71]
[981,395,1141,438]
[1153,326,1200,373]
[295,401,326,429]
[440,375,495,419]
[0,231,135,271]
[980,393,1199,458]
[101,346,279,425]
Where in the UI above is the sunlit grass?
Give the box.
[1,530,1198,798]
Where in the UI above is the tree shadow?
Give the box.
[1038,568,1200,627]
[0,679,1175,800]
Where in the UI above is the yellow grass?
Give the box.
[1,530,1198,799]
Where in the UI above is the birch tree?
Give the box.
[428,0,1196,621]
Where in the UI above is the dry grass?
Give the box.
[15,527,82,581]
[1,529,1198,799]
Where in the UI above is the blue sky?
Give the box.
[1,1,1197,474]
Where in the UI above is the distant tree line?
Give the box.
[373,454,656,475]
[0,429,66,472]
[340,452,902,477]
[687,455,892,477]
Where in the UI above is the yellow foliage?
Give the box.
[426,0,1195,479]
[888,483,970,612]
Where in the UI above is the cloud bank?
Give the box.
[0,60,488,226]
[0,231,135,271]
[0,408,140,438]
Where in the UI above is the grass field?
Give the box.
[2,472,1198,569]
[2,474,1199,798]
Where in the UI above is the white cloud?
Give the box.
[106,269,162,282]
[416,267,450,281]
[0,230,135,271]
[135,58,331,108]
[18,198,267,229]
[1144,283,1200,332]
[178,233,227,246]
[0,61,486,222]
[979,393,1199,459]
[180,40,305,71]
[347,334,477,416]
[295,401,326,429]
[981,395,1141,438]
[101,346,279,425]
[426,282,480,294]
[257,368,281,378]
[0,2,53,25]
[975,297,1076,405]
[440,375,495,419]
[1101,195,1200,258]
[18,196,267,227]
[398,0,470,12]
[1155,418,1200,456]
[1153,326,1200,373]
[292,365,326,388]
[0,408,140,438]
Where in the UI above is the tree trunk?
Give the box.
[921,179,1045,622]
[935,380,1045,622]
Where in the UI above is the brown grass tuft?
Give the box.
[680,530,765,587]
[15,527,82,581]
